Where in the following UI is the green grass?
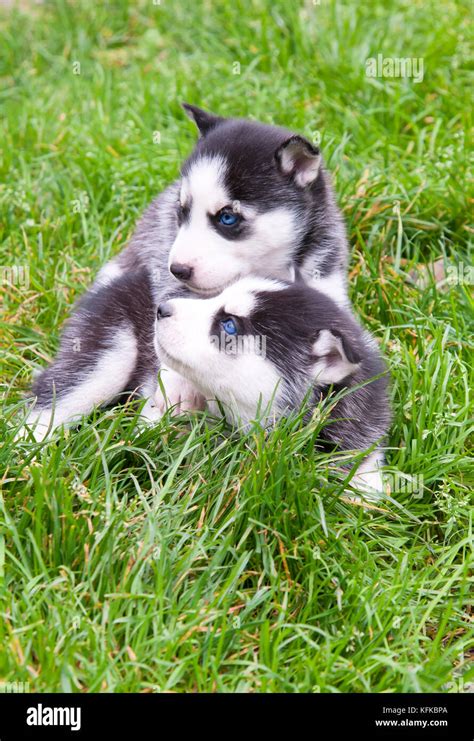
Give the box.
[0,0,473,693]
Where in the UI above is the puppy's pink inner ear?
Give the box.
[312,330,360,384]
[276,136,321,187]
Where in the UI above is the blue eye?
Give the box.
[221,318,237,335]
[218,211,239,226]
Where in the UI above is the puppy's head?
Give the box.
[155,276,361,424]
[168,104,323,295]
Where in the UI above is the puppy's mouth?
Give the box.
[157,340,210,394]
[156,340,193,378]
[187,275,242,297]
[188,285,222,297]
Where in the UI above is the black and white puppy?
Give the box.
[155,276,391,492]
[25,105,349,440]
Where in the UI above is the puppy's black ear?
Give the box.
[182,103,224,137]
[275,135,321,187]
[312,329,361,384]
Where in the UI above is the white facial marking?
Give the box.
[169,154,299,294]
[155,280,284,425]
[220,276,286,316]
[246,208,299,276]
[180,155,229,213]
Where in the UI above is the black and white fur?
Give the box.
[155,276,391,492]
[24,104,349,440]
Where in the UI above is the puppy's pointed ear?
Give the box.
[275,135,321,187]
[312,329,361,385]
[182,103,224,137]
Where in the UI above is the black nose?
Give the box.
[157,302,173,320]
[170,263,193,282]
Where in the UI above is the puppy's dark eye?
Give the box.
[217,208,241,227]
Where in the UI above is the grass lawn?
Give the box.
[1,0,472,693]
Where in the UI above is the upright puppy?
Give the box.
[156,276,391,492]
[25,105,349,440]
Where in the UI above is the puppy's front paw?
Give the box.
[154,366,206,416]
[139,398,166,423]
[16,407,57,442]
[350,451,385,497]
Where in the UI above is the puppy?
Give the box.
[155,275,391,492]
[24,105,349,439]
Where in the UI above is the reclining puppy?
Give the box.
[155,275,391,492]
[23,105,349,440]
